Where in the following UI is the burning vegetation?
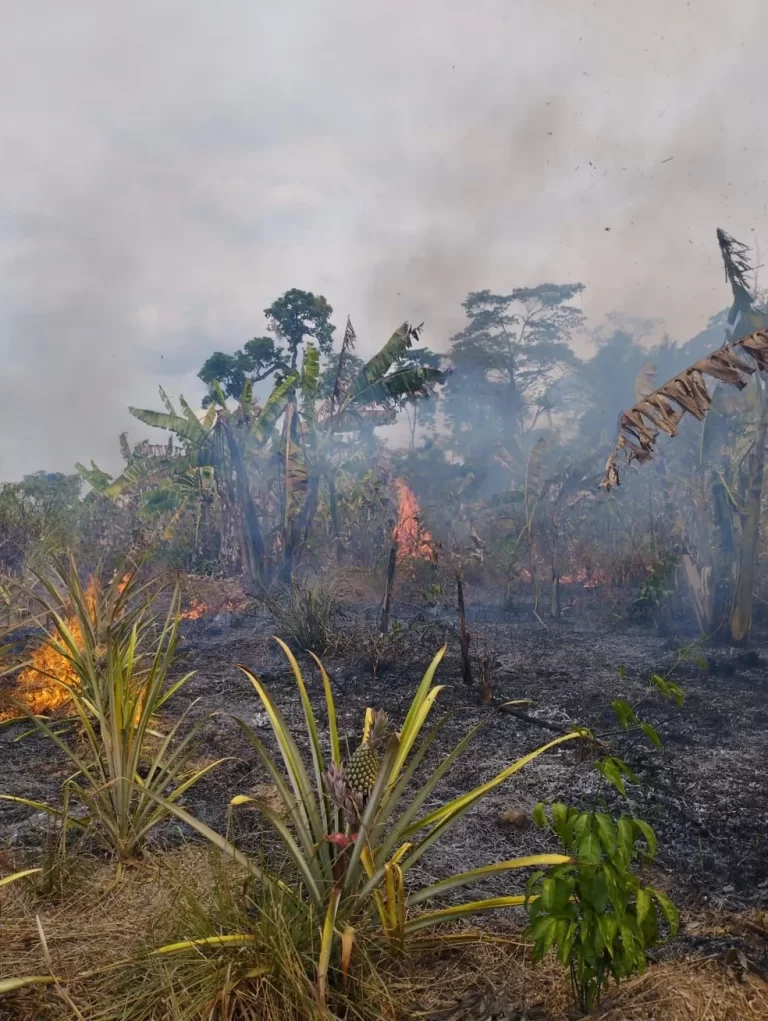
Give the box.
[393,478,434,563]
[3,232,768,1019]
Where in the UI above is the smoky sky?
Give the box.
[1,0,767,480]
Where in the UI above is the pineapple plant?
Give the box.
[345,709,390,794]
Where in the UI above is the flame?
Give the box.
[0,580,98,721]
[179,594,248,621]
[116,572,132,595]
[393,479,433,564]
[520,567,609,589]
[180,600,207,620]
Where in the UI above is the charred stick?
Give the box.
[456,569,472,685]
[494,702,611,755]
[380,541,398,635]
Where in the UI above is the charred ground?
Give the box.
[3,596,766,920]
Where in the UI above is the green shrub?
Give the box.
[525,803,679,1014]
[265,580,340,654]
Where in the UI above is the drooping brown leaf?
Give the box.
[634,362,657,402]
[601,327,768,489]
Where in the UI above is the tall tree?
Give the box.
[443,284,584,465]
[198,337,288,404]
[264,288,336,369]
[197,288,336,403]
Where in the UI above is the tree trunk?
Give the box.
[550,567,561,619]
[298,472,320,549]
[280,402,306,584]
[456,569,472,686]
[730,377,766,644]
[222,423,264,584]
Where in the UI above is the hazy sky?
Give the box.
[1,0,767,479]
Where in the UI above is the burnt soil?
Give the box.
[2,599,768,951]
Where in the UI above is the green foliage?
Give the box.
[265,580,341,655]
[633,549,680,615]
[265,288,336,368]
[650,672,685,708]
[0,472,83,574]
[150,642,580,1005]
[199,336,289,404]
[527,804,679,1014]
[0,557,222,859]
[444,284,584,456]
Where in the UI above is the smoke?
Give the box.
[0,0,767,478]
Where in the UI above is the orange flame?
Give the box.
[180,600,207,620]
[179,594,248,621]
[0,581,98,721]
[520,567,609,589]
[393,479,433,564]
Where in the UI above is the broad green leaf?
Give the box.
[594,813,618,858]
[647,887,679,938]
[632,820,657,860]
[533,802,548,828]
[611,700,638,729]
[635,887,651,927]
[350,323,418,397]
[639,722,662,750]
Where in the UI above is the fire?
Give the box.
[180,600,206,620]
[393,479,433,564]
[0,581,97,721]
[178,594,248,621]
[520,567,609,589]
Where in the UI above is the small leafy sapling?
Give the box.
[593,658,687,794]
[525,803,679,1015]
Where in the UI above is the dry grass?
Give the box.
[0,845,222,1019]
[407,913,768,1020]
[594,958,768,1020]
[2,848,767,1021]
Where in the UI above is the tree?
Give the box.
[197,288,336,404]
[105,377,299,583]
[0,472,83,575]
[443,284,584,466]
[280,321,445,578]
[198,337,289,404]
[264,288,335,369]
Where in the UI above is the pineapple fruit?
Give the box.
[346,710,390,794]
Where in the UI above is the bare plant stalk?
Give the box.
[380,542,398,634]
[479,653,492,705]
[731,375,767,644]
[550,567,561,619]
[456,569,472,686]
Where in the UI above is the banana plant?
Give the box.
[147,640,580,1006]
[602,229,768,644]
[103,375,299,582]
[280,321,444,577]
